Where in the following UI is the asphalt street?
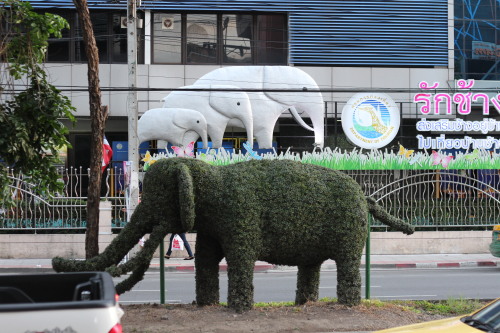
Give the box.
[116,266,500,304]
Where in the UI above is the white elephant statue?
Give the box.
[162,85,253,148]
[194,66,325,149]
[138,108,209,149]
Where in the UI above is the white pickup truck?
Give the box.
[0,272,124,333]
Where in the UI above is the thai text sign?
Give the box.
[414,79,500,151]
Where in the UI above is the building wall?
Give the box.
[38,0,454,118]
[46,64,453,118]
[31,1,450,66]
[30,1,458,156]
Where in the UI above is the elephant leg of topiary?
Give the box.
[195,233,224,306]
[335,255,363,306]
[295,263,321,304]
[226,256,256,313]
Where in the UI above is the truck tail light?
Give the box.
[108,323,122,333]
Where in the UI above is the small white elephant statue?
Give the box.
[194,66,325,149]
[138,108,209,149]
[162,85,254,149]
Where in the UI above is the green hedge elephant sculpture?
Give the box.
[53,158,414,312]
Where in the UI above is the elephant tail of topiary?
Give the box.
[366,197,415,235]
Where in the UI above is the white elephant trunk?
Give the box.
[309,110,325,148]
[234,114,254,148]
[244,117,254,148]
[198,128,209,149]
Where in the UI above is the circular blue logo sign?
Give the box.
[342,93,400,149]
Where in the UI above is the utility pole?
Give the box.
[127,0,139,220]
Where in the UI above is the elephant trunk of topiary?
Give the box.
[52,202,153,274]
[52,160,198,294]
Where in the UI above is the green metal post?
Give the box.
[160,240,165,304]
[365,214,371,300]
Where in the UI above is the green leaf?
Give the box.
[0,1,75,202]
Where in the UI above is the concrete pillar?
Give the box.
[98,200,115,254]
[99,201,113,235]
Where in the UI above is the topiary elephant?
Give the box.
[52,158,414,312]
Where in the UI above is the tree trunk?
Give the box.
[73,0,108,259]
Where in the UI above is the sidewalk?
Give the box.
[0,253,498,273]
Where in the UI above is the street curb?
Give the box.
[370,261,499,270]
[150,263,276,272]
[139,260,500,272]
[0,260,497,273]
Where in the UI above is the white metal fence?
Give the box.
[346,169,500,229]
[1,166,127,230]
[2,167,500,231]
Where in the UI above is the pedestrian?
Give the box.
[164,233,194,260]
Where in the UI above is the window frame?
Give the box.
[44,9,144,64]
[151,12,288,65]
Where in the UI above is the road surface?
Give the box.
[116,266,500,304]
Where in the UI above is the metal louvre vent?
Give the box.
[28,0,448,67]
[288,1,448,66]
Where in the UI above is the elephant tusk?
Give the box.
[289,106,314,132]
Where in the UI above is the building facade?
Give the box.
[17,0,500,168]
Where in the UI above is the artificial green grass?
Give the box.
[144,147,500,171]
